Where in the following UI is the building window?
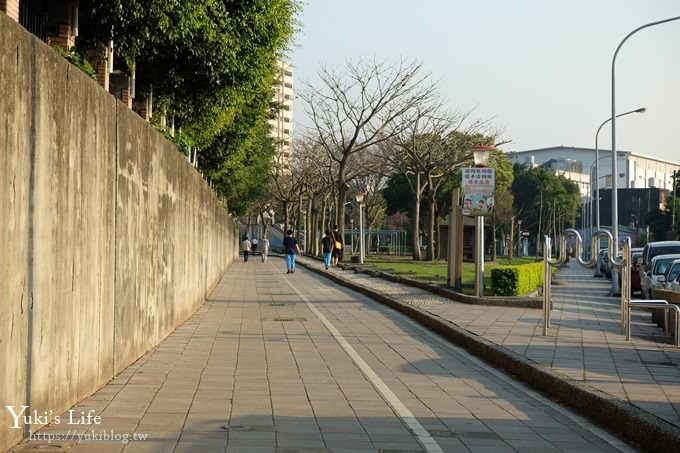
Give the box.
[284,82,293,88]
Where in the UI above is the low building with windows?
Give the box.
[506,146,680,198]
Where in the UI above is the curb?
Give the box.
[336,262,542,308]
[298,259,680,453]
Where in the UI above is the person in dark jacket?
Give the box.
[282,229,300,274]
[321,230,334,270]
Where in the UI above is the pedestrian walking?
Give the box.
[241,236,251,262]
[331,225,343,267]
[251,237,259,254]
[321,230,334,270]
[260,237,270,262]
[283,229,300,274]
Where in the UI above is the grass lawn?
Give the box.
[354,255,539,295]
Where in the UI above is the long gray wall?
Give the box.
[0,14,238,449]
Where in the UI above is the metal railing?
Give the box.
[542,229,621,334]
[541,228,677,346]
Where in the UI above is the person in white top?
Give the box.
[241,236,251,262]
[260,237,270,262]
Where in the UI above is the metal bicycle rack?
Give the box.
[543,229,679,345]
[540,228,680,345]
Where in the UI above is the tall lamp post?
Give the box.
[610,15,680,295]
[471,145,493,297]
[516,219,522,257]
[592,107,645,277]
[355,191,367,264]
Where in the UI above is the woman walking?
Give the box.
[321,231,334,270]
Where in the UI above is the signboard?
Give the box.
[461,167,495,216]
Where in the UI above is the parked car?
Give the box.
[671,272,680,293]
[661,259,680,290]
[640,254,680,299]
[641,241,680,274]
[602,250,611,278]
[629,247,644,295]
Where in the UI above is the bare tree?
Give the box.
[380,98,489,261]
[299,58,437,237]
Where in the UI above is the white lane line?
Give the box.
[395,313,636,453]
[279,270,443,453]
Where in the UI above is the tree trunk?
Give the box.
[336,166,348,237]
[426,192,435,261]
[412,174,422,261]
[509,215,515,264]
[283,201,290,232]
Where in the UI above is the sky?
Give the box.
[290,1,680,163]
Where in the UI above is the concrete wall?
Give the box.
[0,13,238,449]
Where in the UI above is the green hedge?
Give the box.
[491,262,545,296]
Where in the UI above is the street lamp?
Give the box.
[471,145,493,297]
[591,129,642,278]
[355,191,367,264]
[610,15,679,295]
[517,219,522,257]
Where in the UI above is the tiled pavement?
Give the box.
[296,257,680,428]
[16,257,638,452]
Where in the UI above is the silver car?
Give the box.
[671,274,680,293]
[661,259,680,291]
[640,254,680,299]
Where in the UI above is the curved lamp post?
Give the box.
[610,15,680,295]
[592,107,645,277]
[355,191,367,264]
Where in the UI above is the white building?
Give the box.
[506,146,680,199]
[270,60,294,170]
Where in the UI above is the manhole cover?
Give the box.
[221,424,274,432]
[428,429,456,437]
[272,318,306,322]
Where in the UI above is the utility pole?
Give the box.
[536,190,543,261]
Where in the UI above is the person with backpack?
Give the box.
[331,225,343,266]
[321,230,334,270]
[283,229,300,274]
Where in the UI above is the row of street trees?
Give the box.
[70,0,300,215]
[268,57,516,261]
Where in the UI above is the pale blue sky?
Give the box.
[291,1,680,162]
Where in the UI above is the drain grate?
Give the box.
[272,317,306,322]
[645,361,676,367]
[269,302,296,306]
[221,424,275,432]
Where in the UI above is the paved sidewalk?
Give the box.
[297,256,680,429]
[15,257,637,453]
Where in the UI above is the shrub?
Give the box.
[51,45,96,80]
[491,262,545,296]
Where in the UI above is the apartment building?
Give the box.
[271,60,293,170]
